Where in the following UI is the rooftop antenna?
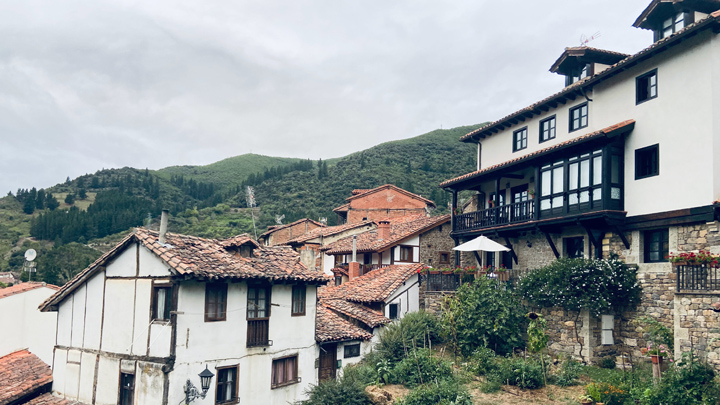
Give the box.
[580,31,601,47]
[319,217,327,226]
[246,186,258,240]
[24,249,37,282]
[275,214,285,225]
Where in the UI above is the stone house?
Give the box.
[333,185,436,225]
[440,1,720,366]
[258,218,326,246]
[39,216,328,405]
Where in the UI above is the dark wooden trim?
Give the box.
[473,251,482,267]
[398,245,415,262]
[271,354,300,389]
[215,364,240,404]
[614,226,631,249]
[205,282,228,322]
[581,223,600,252]
[541,229,560,259]
[291,285,306,316]
[55,345,172,364]
[624,205,715,229]
[438,251,451,265]
[503,237,518,265]
[501,173,525,180]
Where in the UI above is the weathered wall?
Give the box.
[675,292,720,369]
[346,188,430,224]
[267,220,324,246]
[418,222,453,269]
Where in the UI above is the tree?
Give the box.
[23,197,35,214]
[35,189,46,209]
[46,195,60,211]
[78,188,87,200]
[65,193,75,205]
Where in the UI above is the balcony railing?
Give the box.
[676,264,720,291]
[247,319,269,347]
[454,200,535,232]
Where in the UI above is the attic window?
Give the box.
[657,12,693,39]
[565,64,593,86]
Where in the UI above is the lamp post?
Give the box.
[183,366,214,404]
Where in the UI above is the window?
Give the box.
[513,127,528,152]
[344,343,361,358]
[644,229,669,263]
[569,103,588,132]
[439,252,450,265]
[489,190,506,207]
[635,144,659,179]
[272,355,299,388]
[291,285,306,316]
[566,63,593,85]
[486,251,495,270]
[565,237,584,258]
[636,70,658,104]
[247,285,270,347]
[399,246,414,262]
[388,303,400,319]
[334,276,342,286]
[658,12,693,39]
[119,372,134,405]
[205,283,228,322]
[216,366,238,404]
[539,116,556,143]
[152,285,172,321]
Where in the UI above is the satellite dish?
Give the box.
[24,249,37,261]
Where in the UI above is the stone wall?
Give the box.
[419,222,454,269]
[675,292,720,369]
[676,221,720,253]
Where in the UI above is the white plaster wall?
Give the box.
[138,245,171,277]
[56,298,73,348]
[95,356,120,405]
[136,361,166,405]
[712,33,720,202]
[336,340,374,377]
[384,273,420,319]
[52,348,68,397]
[323,253,335,275]
[83,273,105,350]
[106,244,137,277]
[393,235,420,263]
[70,285,86,348]
[77,352,96,404]
[64,349,81,399]
[131,279,152,356]
[0,286,58,365]
[101,279,136,354]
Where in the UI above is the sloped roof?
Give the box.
[332,203,350,213]
[634,0,720,29]
[318,290,390,328]
[258,218,325,239]
[441,120,636,189]
[0,282,59,300]
[25,394,87,405]
[316,304,374,343]
[322,215,451,255]
[40,229,329,311]
[550,46,630,74]
[283,220,374,246]
[0,350,53,404]
[460,11,720,143]
[344,184,436,207]
[219,233,261,249]
[319,263,423,304]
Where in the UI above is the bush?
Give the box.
[488,356,546,389]
[585,382,630,405]
[552,357,582,387]
[469,346,497,376]
[391,349,454,388]
[297,375,371,405]
[442,277,525,356]
[377,311,442,364]
[479,380,502,393]
[643,353,720,405]
[599,356,616,369]
[398,380,473,405]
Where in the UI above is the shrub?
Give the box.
[479,380,502,393]
[391,349,454,388]
[553,356,583,387]
[377,311,442,364]
[441,277,525,356]
[469,346,497,376]
[398,380,473,405]
[638,316,674,351]
[585,382,630,405]
[488,356,545,389]
[599,356,616,369]
[297,376,371,405]
[643,353,720,405]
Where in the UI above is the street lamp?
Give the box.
[183,365,214,404]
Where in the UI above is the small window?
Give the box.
[486,251,495,270]
[636,70,658,104]
[291,285,306,316]
[247,286,270,320]
[205,283,228,322]
[439,252,450,265]
[344,343,361,359]
[272,355,299,388]
[644,229,669,263]
[216,366,238,404]
[389,303,400,319]
[569,103,588,132]
[399,246,414,262]
[635,144,659,179]
[152,285,172,321]
[334,276,342,286]
[539,116,556,143]
[119,372,134,405]
[565,237,584,258]
[513,127,528,152]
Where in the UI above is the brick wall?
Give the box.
[266,220,324,245]
[346,188,431,224]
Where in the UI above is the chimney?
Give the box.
[159,210,169,244]
[378,220,390,240]
[349,235,360,279]
[300,246,316,272]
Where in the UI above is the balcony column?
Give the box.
[495,177,500,224]
[534,166,540,220]
[451,189,458,231]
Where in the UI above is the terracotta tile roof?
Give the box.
[550,46,630,74]
[461,12,720,143]
[332,203,350,213]
[634,0,720,29]
[0,282,59,300]
[283,221,374,245]
[40,229,329,312]
[332,267,349,277]
[0,272,18,285]
[441,120,635,188]
[352,189,372,195]
[258,218,325,239]
[0,350,53,404]
[322,215,451,255]
[319,263,423,304]
[319,289,389,328]
[315,304,374,343]
[219,233,260,249]
[24,394,87,405]
[343,184,436,207]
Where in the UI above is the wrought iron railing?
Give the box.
[676,264,720,291]
[454,200,535,232]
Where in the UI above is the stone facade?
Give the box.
[675,292,720,369]
[418,222,456,313]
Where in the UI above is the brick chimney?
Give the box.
[349,235,360,280]
[378,220,390,240]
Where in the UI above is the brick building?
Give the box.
[333,185,435,225]
[258,218,325,246]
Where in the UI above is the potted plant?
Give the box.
[641,343,671,365]
[441,267,454,275]
[495,264,509,281]
[578,394,593,405]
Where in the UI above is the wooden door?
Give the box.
[319,343,337,381]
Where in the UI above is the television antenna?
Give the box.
[275,214,285,225]
[319,217,327,226]
[24,249,37,282]
[580,31,601,47]
[246,186,258,239]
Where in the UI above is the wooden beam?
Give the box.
[473,251,482,267]
[581,222,600,251]
[503,236,518,265]
[613,226,631,249]
[541,229,560,259]
[501,173,525,180]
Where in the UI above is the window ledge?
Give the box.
[271,379,300,389]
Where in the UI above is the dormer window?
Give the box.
[658,12,692,39]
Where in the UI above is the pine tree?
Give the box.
[78,188,87,200]
[65,193,75,205]
[35,189,46,209]
[23,197,35,214]
[46,195,60,211]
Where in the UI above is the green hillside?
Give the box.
[0,123,485,285]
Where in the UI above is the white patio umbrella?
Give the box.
[452,235,510,252]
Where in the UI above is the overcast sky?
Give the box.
[0,0,654,194]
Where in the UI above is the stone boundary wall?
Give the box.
[675,292,720,369]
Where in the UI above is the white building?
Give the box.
[39,224,328,405]
[0,282,59,366]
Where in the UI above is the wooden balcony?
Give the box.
[454,200,535,233]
